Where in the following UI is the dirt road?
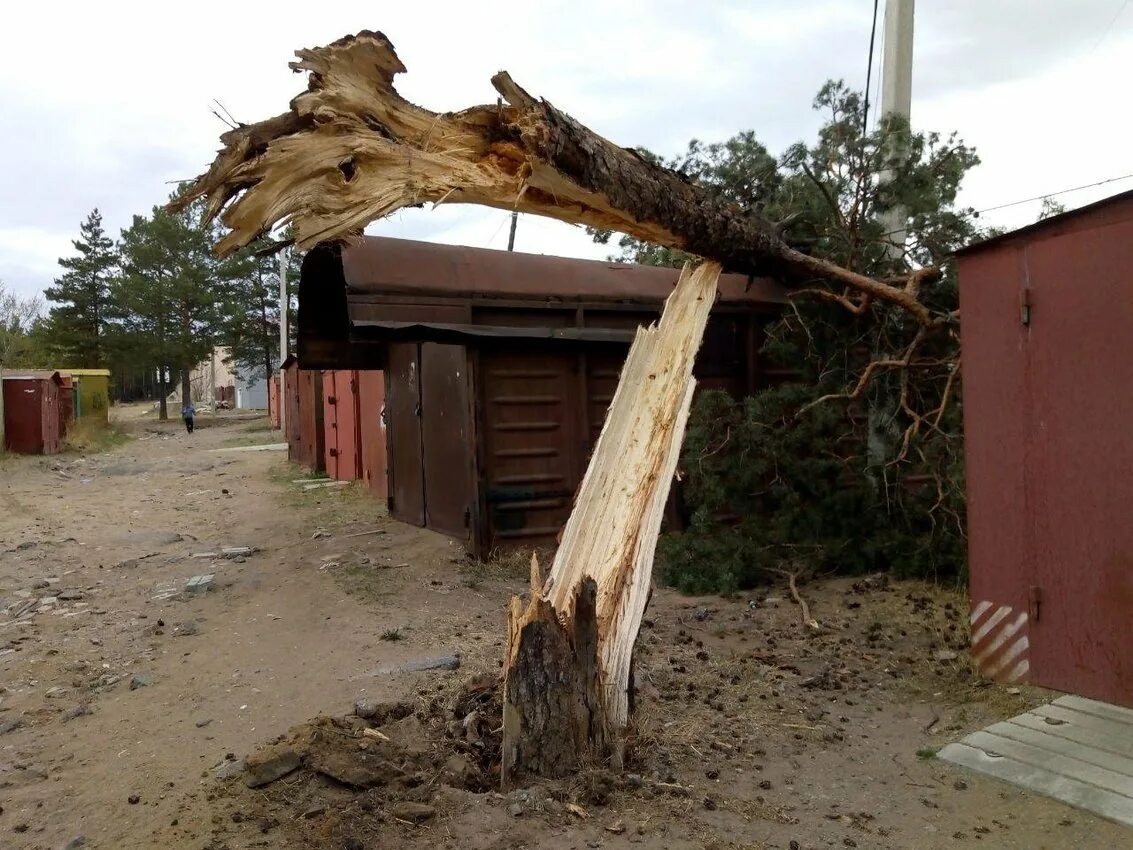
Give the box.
[0,416,1126,849]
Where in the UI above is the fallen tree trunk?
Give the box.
[173,30,939,324]
[175,30,951,782]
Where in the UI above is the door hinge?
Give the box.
[329,448,339,457]
[1029,585,1042,621]
[1020,289,1032,326]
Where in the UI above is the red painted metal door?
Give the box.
[322,371,341,477]
[357,370,387,500]
[386,344,424,526]
[1021,225,1133,707]
[323,370,361,480]
[420,343,472,538]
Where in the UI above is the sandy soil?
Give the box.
[0,413,1126,850]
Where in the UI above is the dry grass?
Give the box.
[63,418,130,453]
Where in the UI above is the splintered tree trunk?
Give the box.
[501,262,719,782]
[173,30,948,783]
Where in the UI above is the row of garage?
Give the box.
[2,368,111,454]
[282,235,787,557]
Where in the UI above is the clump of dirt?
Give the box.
[203,671,653,849]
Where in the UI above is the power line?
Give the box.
[862,0,882,135]
[1092,0,1131,52]
[973,173,1133,216]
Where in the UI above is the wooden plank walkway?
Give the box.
[940,695,1133,827]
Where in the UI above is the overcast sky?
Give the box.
[2,0,1131,301]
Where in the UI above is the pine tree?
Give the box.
[591,81,985,588]
[114,192,225,419]
[44,209,117,366]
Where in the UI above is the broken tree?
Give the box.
[176,30,951,780]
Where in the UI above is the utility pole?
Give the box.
[878,0,914,259]
[507,211,518,252]
[278,247,289,434]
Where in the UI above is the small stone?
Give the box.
[63,837,87,850]
[195,718,212,728]
[933,649,958,662]
[45,686,69,699]
[30,580,50,590]
[128,794,140,804]
[759,779,773,790]
[172,621,200,637]
[1006,687,1021,695]
[390,802,436,823]
[507,802,523,818]
[0,718,22,735]
[624,773,643,788]
[702,797,717,811]
[244,745,301,788]
[843,839,858,848]
[953,779,968,791]
[790,842,801,850]
[129,673,152,690]
[58,589,85,601]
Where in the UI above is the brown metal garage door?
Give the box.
[480,348,587,551]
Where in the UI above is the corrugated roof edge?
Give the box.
[955,188,1133,257]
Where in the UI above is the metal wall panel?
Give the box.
[420,344,473,539]
[959,195,1133,708]
[323,370,362,481]
[386,343,424,526]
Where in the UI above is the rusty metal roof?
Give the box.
[957,188,1133,257]
[341,236,787,305]
[2,370,62,384]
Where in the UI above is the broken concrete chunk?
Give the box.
[185,575,214,594]
[243,745,301,788]
[129,673,152,690]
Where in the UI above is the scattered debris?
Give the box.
[390,802,435,824]
[302,480,350,491]
[353,699,414,723]
[173,621,200,637]
[396,654,461,674]
[62,704,92,722]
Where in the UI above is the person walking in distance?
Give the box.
[182,401,195,434]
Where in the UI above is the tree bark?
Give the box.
[158,366,168,421]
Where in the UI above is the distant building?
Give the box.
[182,347,270,409]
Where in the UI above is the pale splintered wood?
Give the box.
[545,261,720,732]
